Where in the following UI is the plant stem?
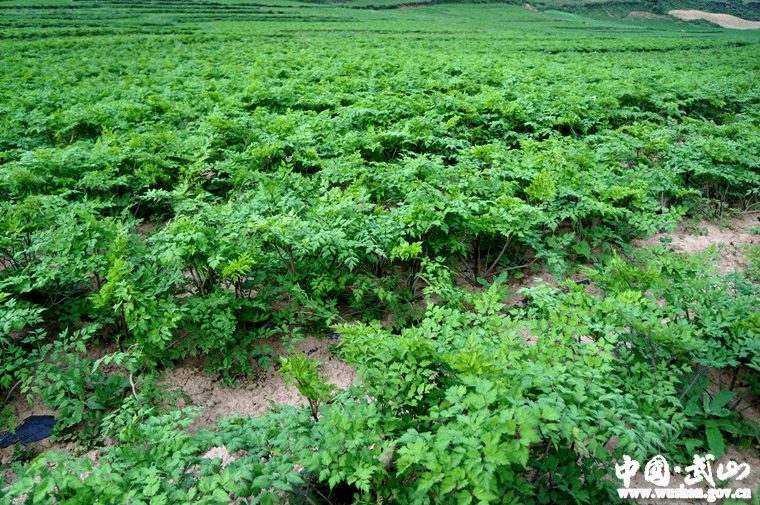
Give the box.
[2,380,22,408]
[728,386,753,412]
[483,236,511,278]
[129,373,142,406]
[678,368,707,402]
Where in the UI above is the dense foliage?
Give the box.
[1,1,759,503]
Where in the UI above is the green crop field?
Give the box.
[1,1,760,503]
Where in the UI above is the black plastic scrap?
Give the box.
[252,354,273,366]
[0,415,57,448]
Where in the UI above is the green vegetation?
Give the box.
[1,0,759,503]
[309,0,760,21]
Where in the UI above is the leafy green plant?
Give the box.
[679,388,744,458]
[278,352,338,421]
[331,279,673,504]
[21,325,130,445]
[745,243,760,282]
[0,294,45,433]
[2,407,228,505]
[573,246,760,463]
[7,442,37,466]
[20,324,189,447]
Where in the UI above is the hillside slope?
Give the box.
[323,0,760,22]
[526,0,760,22]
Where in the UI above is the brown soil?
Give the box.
[669,9,760,29]
[2,211,759,502]
[631,213,759,274]
[135,218,169,239]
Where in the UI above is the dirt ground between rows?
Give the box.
[2,211,760,503]
[669,10,760,29]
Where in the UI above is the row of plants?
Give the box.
[1,124,755,387]
[0,0,333,38]
[2,245,758,503]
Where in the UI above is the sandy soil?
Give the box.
[669,9,760,29]
[2,211,759,502]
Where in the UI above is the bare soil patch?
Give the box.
[669,9,760,29]
[631,212,759,274]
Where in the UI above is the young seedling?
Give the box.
[278,352,337,421]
